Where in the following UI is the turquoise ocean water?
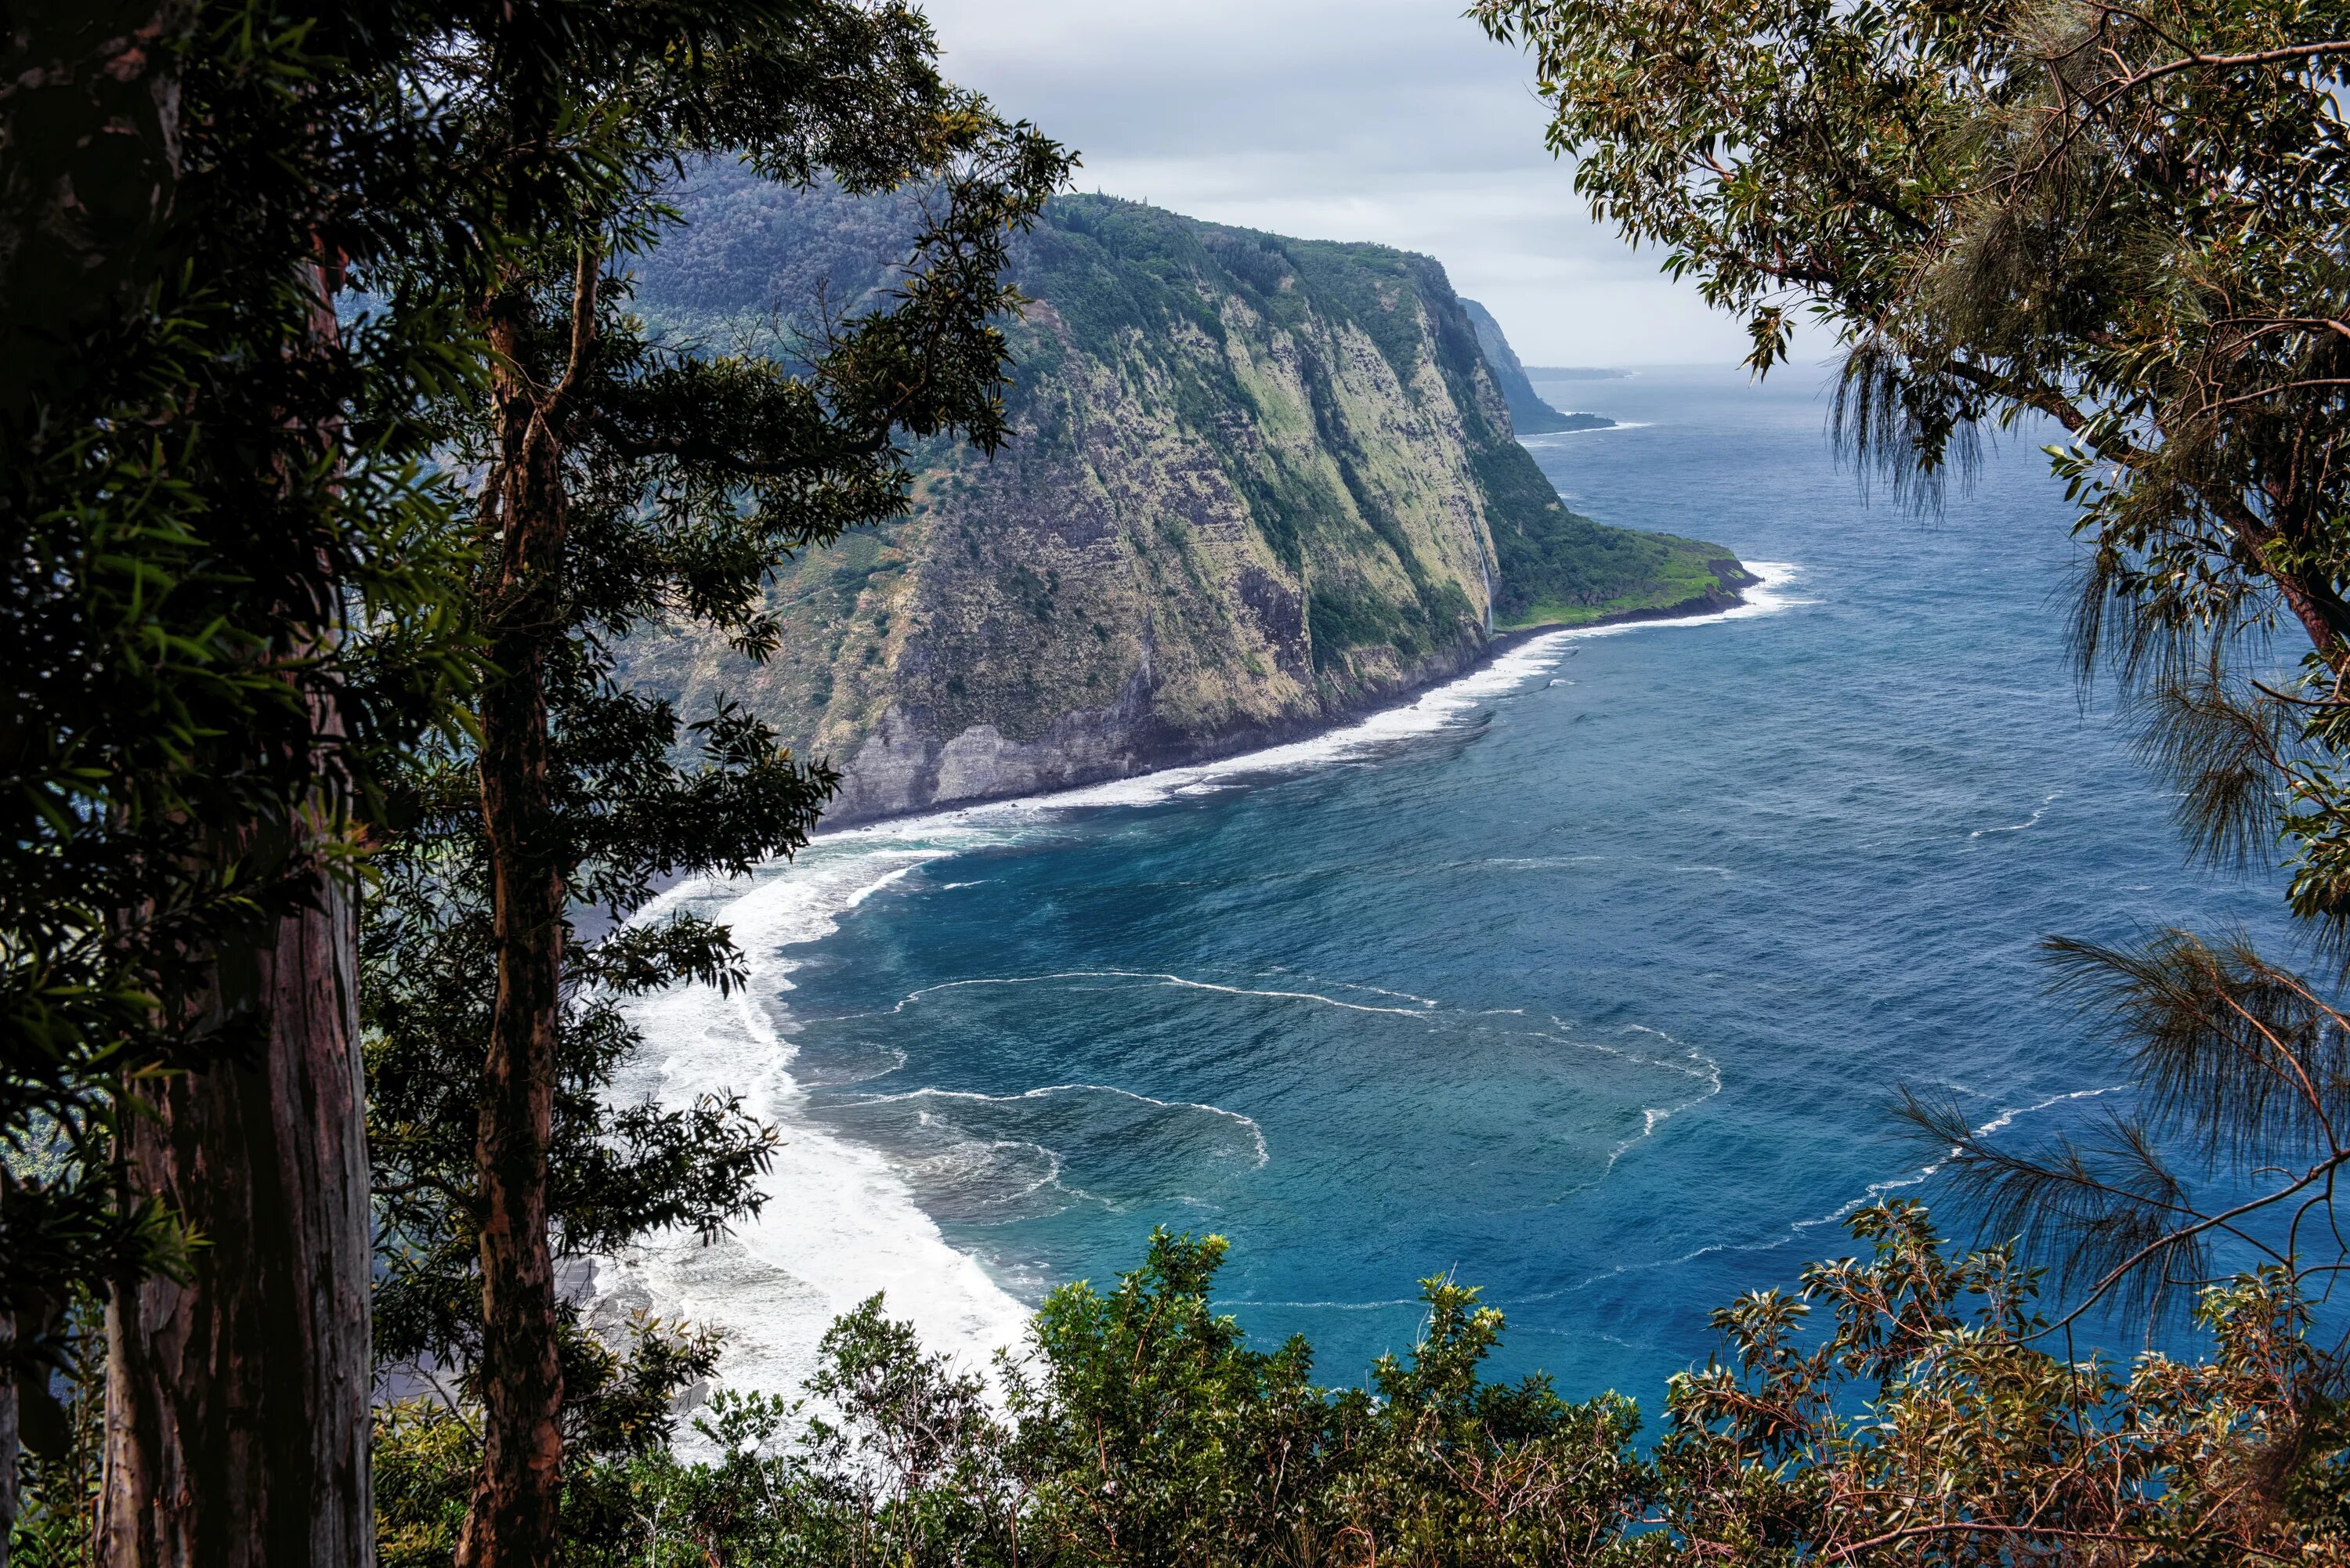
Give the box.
[608,363,2290,1408]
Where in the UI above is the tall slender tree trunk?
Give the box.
[454,294,577,1568]
[99,854,373,1567]
[9,14,379,1563]
[96,208,376,1560]
[1,1313,18,1561]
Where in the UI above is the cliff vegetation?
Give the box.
[617,172,1746,822]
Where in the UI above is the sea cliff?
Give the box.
[619,178,1748,824]
[1459,298,1614,435]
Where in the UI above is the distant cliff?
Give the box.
[618,175,1748,824]
[1459,298,1614,435]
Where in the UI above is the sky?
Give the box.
[920,0,1750,367]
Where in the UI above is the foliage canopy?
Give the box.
[371,1219,2350,1565]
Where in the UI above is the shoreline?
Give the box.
[808,565,1763,839]
[609,558,1797,1404]
[1481,557,1758,665]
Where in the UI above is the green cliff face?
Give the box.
[618,178,1745,822]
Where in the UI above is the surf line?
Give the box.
[627,559,1808,950]
[761,560,1810,858]
[1970,790,2065,840]
[1540,1083,2129,1302]
[844,1080,1271,1169]
[597,560,1807,1406]
[816,970,1443,1024]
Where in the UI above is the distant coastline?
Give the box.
[1526,366,1633,381]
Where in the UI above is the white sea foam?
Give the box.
[601,562,1802,1405]
[1784,1084,2126,1230]
[602,845,1034,1408]
[1519,421,1656,440]
[1970,790,2065,840]
[1322,978,1446,1008]
[825,970,1444,1024]
[781,562,1806,834]
[848,1081,1272,1169]
[1220,1296,1424,1312]
[1536,1083,2131,1303]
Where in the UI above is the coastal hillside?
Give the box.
[620,175,1747,822]
[1459,297,1614,435]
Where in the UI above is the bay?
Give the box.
[610,363,2288,1407]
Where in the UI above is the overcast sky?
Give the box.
[920,0,1749,366]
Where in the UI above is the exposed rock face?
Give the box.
[1459,297,1614,436]
[619,182,1743,826]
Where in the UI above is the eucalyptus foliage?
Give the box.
[1475,0,2350,1364]
[2,1,476,1550]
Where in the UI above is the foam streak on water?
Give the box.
[602,848,1032,1396]
[604,561,1801,1396]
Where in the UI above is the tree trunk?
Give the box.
[99,869,373,1568]
[10,14,378,1563]
[2,8,185,1543]
[454,324,572,1568]
[1,1312,17,1561]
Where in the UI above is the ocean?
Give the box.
[600,362,2290,1413]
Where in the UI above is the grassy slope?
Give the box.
[1468,421,1740,629]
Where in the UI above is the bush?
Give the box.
[367,1214,2350,1566]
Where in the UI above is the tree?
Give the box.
[1473,0,2350,1351]
[1897,929,2350,1351]
[376,1220,2350,1564]
[371,1230,1661,1568]
[995,1231,1647,1567]
[1476,0,2350,936]
[1650,1201,2350,1564]
[2,2,470,1560]
[356,8,1070,1563]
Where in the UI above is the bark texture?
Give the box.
[99,874,373,1568]
[1,1317,17,1554]
[453,294,577,1568]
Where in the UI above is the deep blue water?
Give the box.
[632,363,2294,1406]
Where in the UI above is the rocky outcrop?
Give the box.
[619,182,1744,826]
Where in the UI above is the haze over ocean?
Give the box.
[609,363,2291,1404]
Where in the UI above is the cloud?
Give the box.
[920,0,1750,365]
